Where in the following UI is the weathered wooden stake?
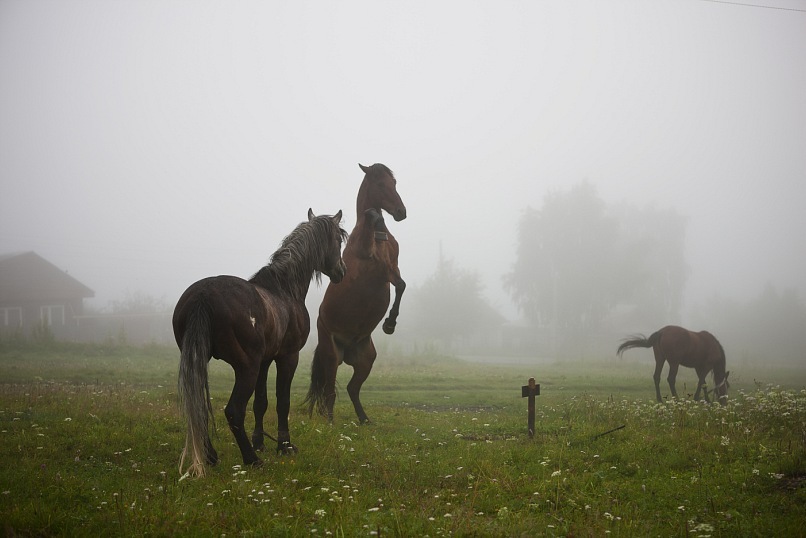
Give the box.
[521,377,540,438]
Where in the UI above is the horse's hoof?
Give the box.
[359,418,372,425]
[382,319,396,334]
[245,457,263,468]
[277,442,298,456]
[252,435,265,452]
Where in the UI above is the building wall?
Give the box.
[0,298,85,340]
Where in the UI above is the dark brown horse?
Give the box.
[617,325,730,404]
[305,163,406,423]
[173,209,347,478]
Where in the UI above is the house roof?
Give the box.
[0,251,94,302]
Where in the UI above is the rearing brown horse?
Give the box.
[617,325,730,404]
[305,163,406,423]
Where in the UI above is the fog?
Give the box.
[2,1,805,328]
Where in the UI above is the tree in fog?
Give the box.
[615,203,688,326]
[504,181,688,355]
[109,290,169,314]
[694,284,806,364]
[504,182,620,352]
[409,249,504,350]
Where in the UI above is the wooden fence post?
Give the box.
[521,377,540,438]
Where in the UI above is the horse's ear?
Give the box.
[308,208,315,221]
[359,163,369,174]
[332,210,343,224]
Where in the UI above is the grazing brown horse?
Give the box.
[305,163,406,423]
[617,325,730,404]
[173,210,347,478]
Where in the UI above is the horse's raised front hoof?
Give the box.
[365,207,382,227]
[382,318,396,335]
[277,441,298,456]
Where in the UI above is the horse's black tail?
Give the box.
[177,302,214,479]
[617,330,661,357]
[304,333,336,419]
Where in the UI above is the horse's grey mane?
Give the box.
[251,215,346,295]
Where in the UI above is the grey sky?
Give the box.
[1,1,805,320]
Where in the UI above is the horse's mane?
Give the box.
[250,216,346,297]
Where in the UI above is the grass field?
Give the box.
[1,341,805,536]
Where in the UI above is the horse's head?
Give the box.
[308,208,347,284]
[714,370,730,405]
[358,163,407,222]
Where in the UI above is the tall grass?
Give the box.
[1,342,804,536]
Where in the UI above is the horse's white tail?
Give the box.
[177,303,213,478]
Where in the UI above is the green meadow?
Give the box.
[1,341,804,537]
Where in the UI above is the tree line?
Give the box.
[407,181,805,363]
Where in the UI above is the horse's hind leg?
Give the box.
[251,360,271,452]
[225,366,261,467]
[347,338,377,424]
[308,319,340,423]
[652,353,664,403]
[205,436,218,466]
[666,362,680,400]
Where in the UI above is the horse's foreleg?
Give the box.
[348,339,377,424]
[666,363,680,399]
[251,360,271,452]
[275,354,299,455]
[225,368,261,467]
[383,277,406,335]
[694,371,711,403]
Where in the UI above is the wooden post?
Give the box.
[521,377,540,438]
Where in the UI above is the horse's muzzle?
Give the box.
[392,208,407,222]
[326,261,347,284]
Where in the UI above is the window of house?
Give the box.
[1,307,23,327]
[40,305,65,326]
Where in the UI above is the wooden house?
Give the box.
[0,251,94,339]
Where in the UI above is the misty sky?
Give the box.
[1,1,805,321]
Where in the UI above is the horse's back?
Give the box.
[657,325,722,367]
[174,275,256,322]
[174,275,293,359]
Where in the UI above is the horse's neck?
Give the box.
[250,265,312,303]
[348,216,379,260]
[355,180,381,214]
